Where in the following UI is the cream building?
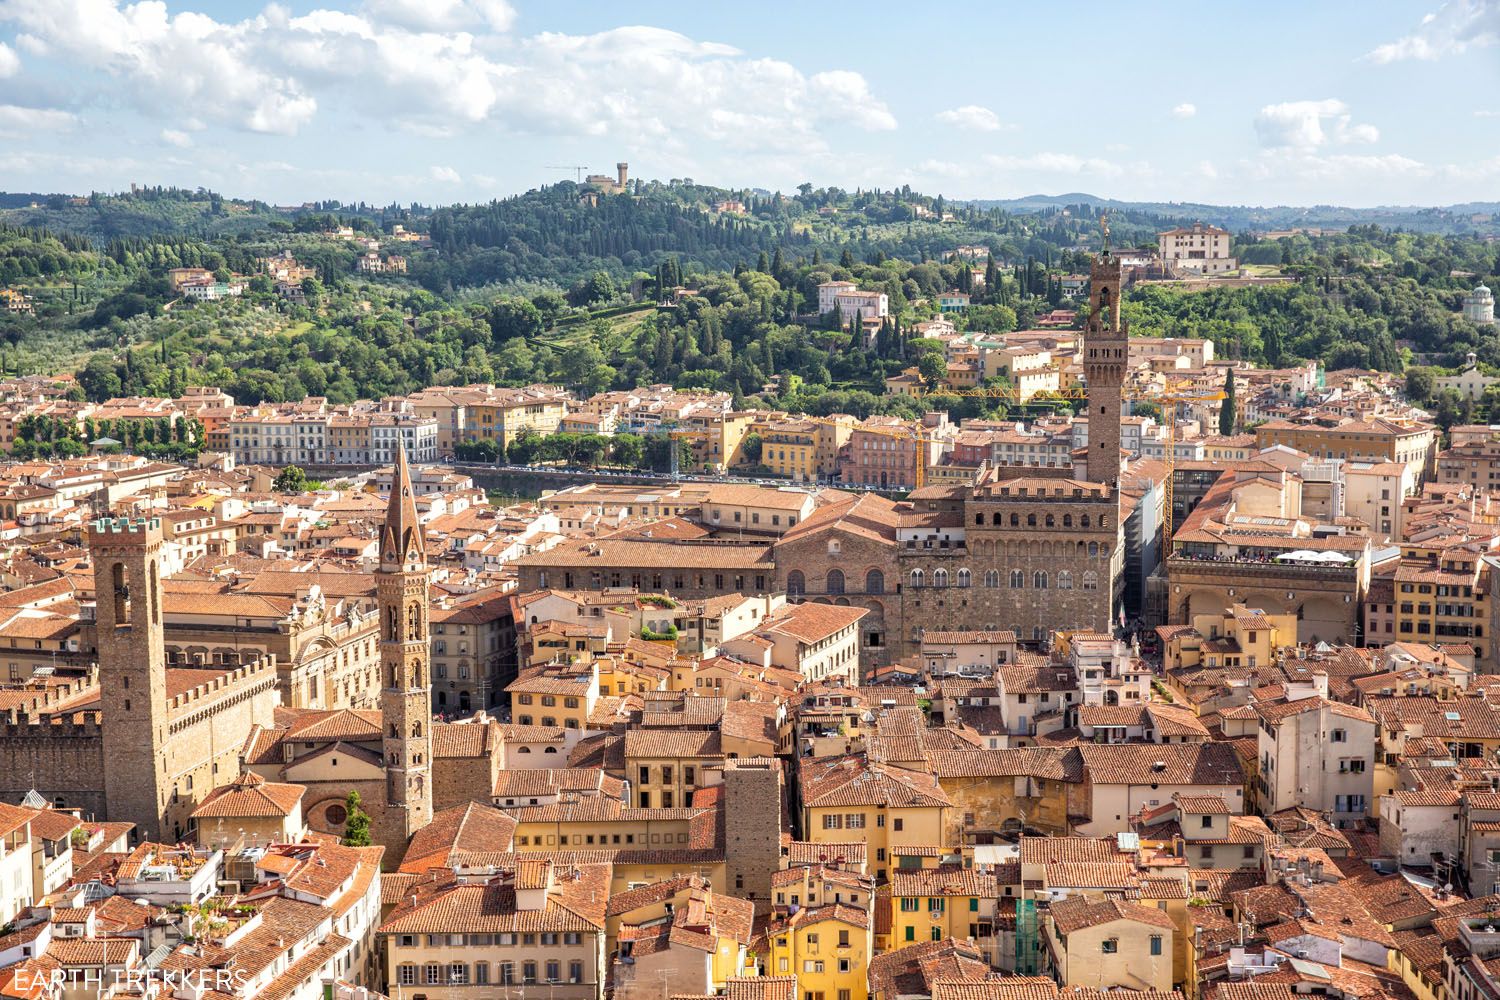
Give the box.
[1256,695,1376,826]
[1158,223,1236,275]
[1044,896,1175,991]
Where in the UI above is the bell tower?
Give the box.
[1084,220,1128,485]
[92,516,171,843]
[379,445,433,841]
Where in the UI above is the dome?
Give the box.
[1475,283,1493,297]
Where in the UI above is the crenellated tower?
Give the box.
[92,516,171,842]
[1084,244,1128,486]
[379,444,433,841]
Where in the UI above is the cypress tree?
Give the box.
[1219,368,1236,436]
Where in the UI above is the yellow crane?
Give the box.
[903,378,1226,515]
[668,376,1226,503]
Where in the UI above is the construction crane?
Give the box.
[545,165,592,182]
[1132,380,1227,540]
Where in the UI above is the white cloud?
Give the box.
[1476,109,1500,117]
[935,105,1007,131]
[1367,0,1500,62]
[0,104,76,131]
[0,2,896,146]
[0,41,19,77]
[360,0,515,32]
[984,152,1125,177]
[1254,99,1379,148]
[160,128,192,147]
[1198,159,1218,179]
[1241,149,1431,184]
[429,165,461,183]
[1171,102,1196,119]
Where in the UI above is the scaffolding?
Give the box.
[1014,897,1039,974]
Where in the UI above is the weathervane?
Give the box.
[1099,212,1111,254]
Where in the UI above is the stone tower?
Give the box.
[1084,250,1128,485]
[379,444,434,843]
[92,516,171,843]
[722,757,784,915]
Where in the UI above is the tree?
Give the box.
[741,432,763,463]
[916,351,948,386]
[508,429,542,465]
[273,465,309,493]
[610,432,645,469]
[1219,368,1236,436]
[1405,367,1435,403]
[1132,401,1163,423]
[488,299,544,343]
[342,791,371,847]
[78,355,121,402]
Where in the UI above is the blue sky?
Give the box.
[0,0,1497,206]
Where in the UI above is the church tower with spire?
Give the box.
[1084,215,1128,486]
[378,444,433,842]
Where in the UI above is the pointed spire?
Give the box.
[382,443,423,569]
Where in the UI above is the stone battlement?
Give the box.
[168,655,278,714]
[0,711,103,737]
[88,516,164,547]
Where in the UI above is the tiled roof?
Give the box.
[1049,895,1175,934]
[400,802,518,873]
[889,868,997,898]
[1076,742,1244,787]
[192,772,305,818]
[800,755,952,809]
[379,864,611,934]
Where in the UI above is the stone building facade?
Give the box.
[0,516,280,842]
[1083,251,1128,485]
[377,445,435,845]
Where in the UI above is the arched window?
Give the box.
[1010,513,1020,527]
[910,569,924,589]
[866,569,885,594]
[1082,571,1099,591]
[1057,570,1073,590]
[1063,514,1073,528]
[992,512,1003,526]
[787,570,805,596]
[933,568,949,588]
[1033,570,1048,589]
[1009,569,1024,588]
[975,513,984,526]
[985,569,999,588]
[826,569,845,595]
[957,568,971,588]
[1045,514,1055,527]
[1081,515,1091,528]
[1088,542,1099,557]
[1027,514,1037,527]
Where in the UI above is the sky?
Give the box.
[0,0,1497,207]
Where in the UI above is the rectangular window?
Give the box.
[1102,940,1118,954]
[569,962,583,984]
[1150,935,1162,956]
[905,926,915,942]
